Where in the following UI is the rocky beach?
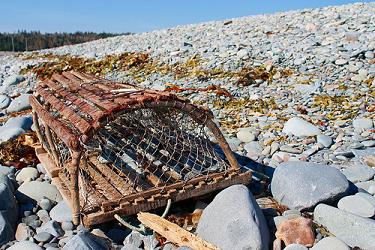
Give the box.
[0,2,374,249]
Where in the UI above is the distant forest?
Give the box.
[0,31,130,51]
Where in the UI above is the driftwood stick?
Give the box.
[31,111,44,149]
[44,124,60,167]
[138,212,219,250]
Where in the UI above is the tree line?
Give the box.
[0,31,130,52]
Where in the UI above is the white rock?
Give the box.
[16,167,39,183]
[282,117,320,137]
[236,127,256,142]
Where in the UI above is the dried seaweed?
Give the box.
[0,132,39,168]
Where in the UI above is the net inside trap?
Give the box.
[30,71,251,226]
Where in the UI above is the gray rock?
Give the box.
[16,167,39,183]
[314,204,375,249]
[0,173,18,245]
[61,221,74,231]
[7,240,43,250]
[284,244,308,250]
[0,211,15,246]
[244,141,263,154]
[353,118,373,131]
[39,198,53,211]
[62,231,110,250]
[317,134,333,148]
[335,59,348,65]
[0,127,25,142]
[36,220,64,237]
[236,127,256,142]
[4,115,33,131]
[6,94,31,113]
[124,231,143,248]
[311,236,350,250]
[16,181,62,204]
[271,162,349,211]
[0,94,11,109]
[121,243,143,250]
[282,117,320,137]
[342,164,375,183]
[337,194,375,217]
[34,231,53,242]
[2,75,25,87]
[37,209,51,223]
[196,185,269,250]
[50,200,72,222]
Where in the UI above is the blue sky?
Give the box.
[1,1,373,33]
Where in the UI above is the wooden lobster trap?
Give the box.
[30,71,251,227]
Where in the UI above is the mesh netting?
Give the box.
[78,107,230,212]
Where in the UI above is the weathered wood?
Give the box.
[82,171,251,226]
[29,96,79,150]
[138,212,219,250]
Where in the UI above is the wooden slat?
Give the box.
[54,73,119,111]
[88,156,138,194]
[85,161,123,200]
[42,79,104,122]
[36,85,91,134]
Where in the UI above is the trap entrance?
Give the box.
[30,71,251,226]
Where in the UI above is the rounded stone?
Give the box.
[34,232,53,242]
[316,134,333,148]
[236,128,256,142]
[16,181,63,204]
[311,237,350,250]
[314,204,375,249]
[353,118,373,131]
[342,164,375,183]
[8,240,43,250]
[39,198,53,211]
[6,94,31,113]
[337,195,375,217]
[284,243,308,250]
[0,95,11,109]
[335,59,348,65]
[271,162,349,211]
[282,117,320,137]
[49,200,72,222]
[16,167,39,183]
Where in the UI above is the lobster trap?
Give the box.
[30,71,251,226]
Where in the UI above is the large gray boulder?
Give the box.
[62,231,110,250]
[0,75,25,94]
[271,162,349,211]
[0,173,18,245]
[314,204,375,249]
[196,185,269,250]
